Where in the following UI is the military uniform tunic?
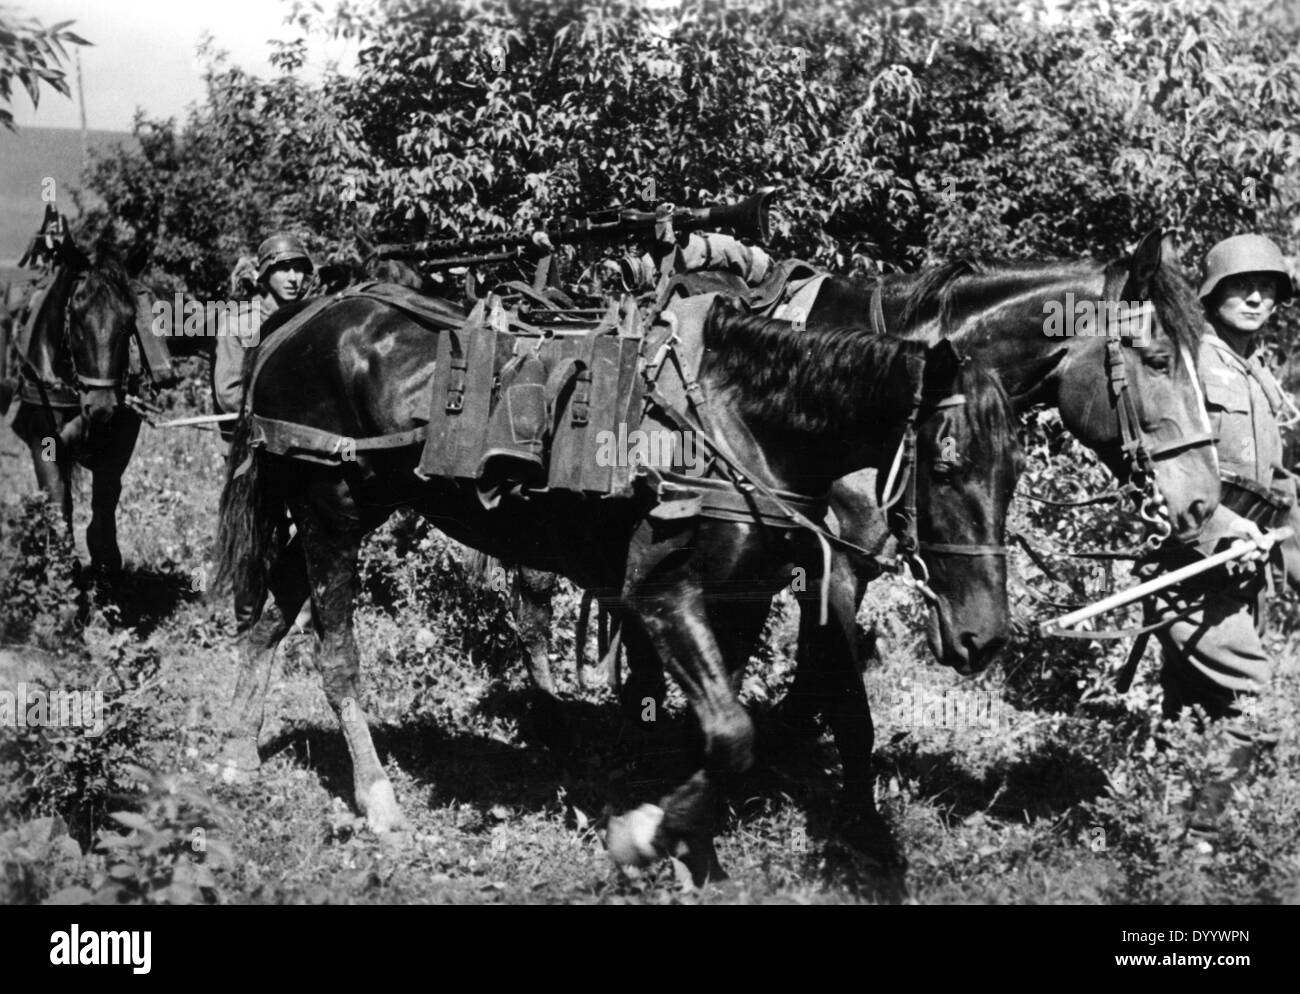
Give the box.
[1146,328,1300,738]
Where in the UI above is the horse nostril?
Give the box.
[1186,498,1209,529]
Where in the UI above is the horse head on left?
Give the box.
[26,232,139,426]
[65,243,140,425]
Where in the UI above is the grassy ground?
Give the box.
[2,368,1299,904]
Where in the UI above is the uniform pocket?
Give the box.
[1203,378,1255,472]
[1203,379,1250,414]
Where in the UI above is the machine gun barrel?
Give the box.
[371,186,780,263]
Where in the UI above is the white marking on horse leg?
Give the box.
[605,803,664,867]
[217,736,261,783]
[363,779,407,834]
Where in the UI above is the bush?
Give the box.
[0,630,162,845]
[0,493,82,649]
[0,771,235,905]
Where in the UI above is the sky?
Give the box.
[11,0,361,133]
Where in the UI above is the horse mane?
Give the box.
[947,358,1021,476]
[892,257,988,331]
[1102,255,1203,368]
[701,297,922,434]
[857,252,1201,372]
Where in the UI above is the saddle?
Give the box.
[744,258,825,316]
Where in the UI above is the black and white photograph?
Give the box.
[1,0,1298,931]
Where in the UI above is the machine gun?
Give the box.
[370,186,781,270]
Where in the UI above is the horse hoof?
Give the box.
[605,804,664,868]
[217,738,261,784]
[363,780,408,834]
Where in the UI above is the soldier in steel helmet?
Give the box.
[1143,233,1300,836]
[212,233,315,635]
[212,232,314,441]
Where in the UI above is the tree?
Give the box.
[0,6,90,131]
[78,0,1300,324]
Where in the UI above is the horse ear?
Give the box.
[922,338,961,396]
[1122,227,1164,299]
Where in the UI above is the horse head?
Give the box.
[65,243,138,424]
[698,298,1021,672]
[1054,229,1219,542]
[905,339,1022,673]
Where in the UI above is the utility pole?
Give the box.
[75,47,87,166]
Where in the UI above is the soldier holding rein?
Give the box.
[1145,233,1300,833]
[212,232,314,443]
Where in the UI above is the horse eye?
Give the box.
[1145,354,1171,372]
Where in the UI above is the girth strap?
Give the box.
[249,414,426,465]
[645,467,829,529]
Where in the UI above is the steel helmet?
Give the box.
[1199,234,1293,304]
[256,233,314,282]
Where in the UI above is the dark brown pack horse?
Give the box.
[523,232,1222,730]
[7,239,149,575]
[212,294,1022,882]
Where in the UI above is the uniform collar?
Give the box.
[1202,327,1254,369]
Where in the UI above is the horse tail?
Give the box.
[211,415,279,604]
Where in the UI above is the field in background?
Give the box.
[2,363,1299,905]
[0,126,133,278]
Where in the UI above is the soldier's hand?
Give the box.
[1220,516,1273,564]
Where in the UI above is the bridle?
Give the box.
[1016,299,1220,644]
[1102,327,1215,553]
[881,350,1012,605]
[636,310,1016,620]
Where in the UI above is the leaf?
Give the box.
[109,811,151,832]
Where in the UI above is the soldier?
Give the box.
[212,232,314,443]
[1145,233,1300,835]
[211,234,313,634]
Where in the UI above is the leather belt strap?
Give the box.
[249,414,426,464]
[646,468,829,528]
